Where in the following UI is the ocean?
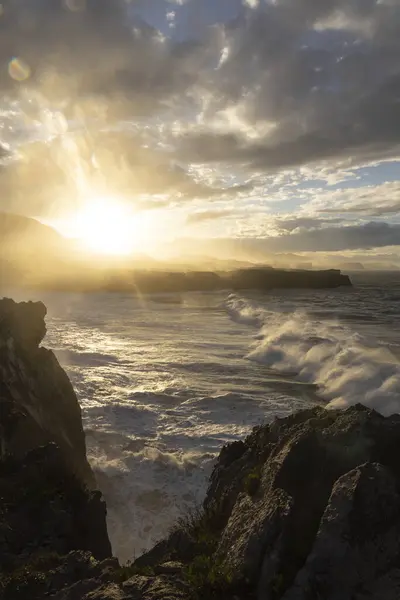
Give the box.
[7,272,400,562]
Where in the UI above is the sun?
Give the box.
[74,196,137,256]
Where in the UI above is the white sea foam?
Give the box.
[223,293,267,326]
[222,296,400,416]
[87,430,213,563]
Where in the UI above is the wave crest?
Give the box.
[246,309,400,416]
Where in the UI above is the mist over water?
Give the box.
[7,272,400,561]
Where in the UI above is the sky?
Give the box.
[0,0,400,268]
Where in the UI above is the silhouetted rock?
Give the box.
[0,297,94,487]
[283,462,400,600]
[0,444,111,574]
[227,267,351,291]
[0,297,47,350]
[0,299,112,595]
[106,267,351,294]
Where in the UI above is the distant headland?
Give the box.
[38,266,351,293]
[0,212,351,293]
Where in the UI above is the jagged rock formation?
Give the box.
[0,298,113,598]
[0,444,111,572]
[137,405,400,600]
[0,298,94,487]
[2,298,400,600]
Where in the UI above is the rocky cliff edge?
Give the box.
[1,299,400,600]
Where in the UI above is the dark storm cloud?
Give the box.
[174,220,400,256]
[0,0,204,115]
[174,0,400,169]
[248,222,400,253]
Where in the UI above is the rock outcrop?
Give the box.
[0,297,94,487]
[3,298,400,600]
[137,405,400,600]
[0,298,112,597]
[55,266,351,294]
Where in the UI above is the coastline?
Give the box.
[3,297,399,600]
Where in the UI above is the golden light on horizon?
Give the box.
[50,193,178,259]
[74,196,139,256]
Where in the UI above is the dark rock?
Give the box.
[123,574,190,600]
[356,569,400,600]
[282,462,400,600]
[1,551,106,600]
[133,528,200,569]
[155,563,185,576]
[0,443,111,573]
[227,267,351,291]
[137,404,400,600]
[217,488,292,584]
[0,300,112,600]
[0,298,47,349]
[0,297,94,487]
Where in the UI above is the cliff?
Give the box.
[0,298,94,487]
[2,299,400,600]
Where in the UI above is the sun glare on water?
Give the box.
[75,196,138,256]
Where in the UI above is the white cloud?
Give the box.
[243,0,260,8]
[304,182,400,218]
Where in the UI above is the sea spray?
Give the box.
[227,301,400,416]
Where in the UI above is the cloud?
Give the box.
[0,129,229,216]
[274,216,345,232]
[174,220,400,254]
[2,0,399,168]
[171,0,400,170]
[0,0,205,119]
[186,208,235,224]
[0,0,399,223]
[249,222,400,253]
[305,182,400,217]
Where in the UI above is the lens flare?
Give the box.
[8,58,31,82]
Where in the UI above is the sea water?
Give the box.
[8,272,400,562]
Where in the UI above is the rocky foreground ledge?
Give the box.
[1,299,399,600]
